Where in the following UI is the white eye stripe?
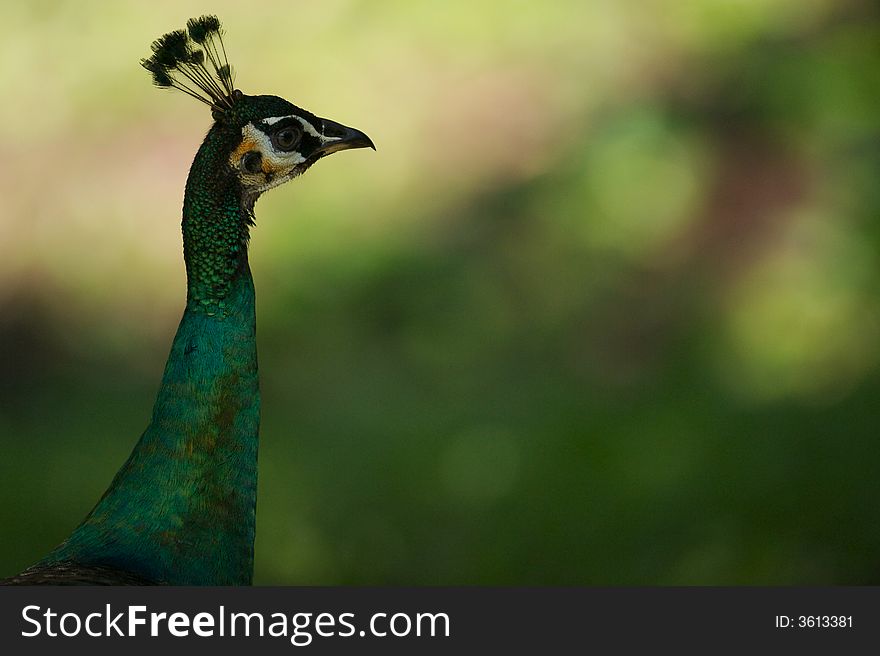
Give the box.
[261,115,341,142]
[238,123,305,166]
[243,124,274,152]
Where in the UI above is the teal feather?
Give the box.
[37,125,261,585]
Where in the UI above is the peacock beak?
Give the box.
[315,118,376,157]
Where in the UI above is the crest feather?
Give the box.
[141,15,236,112]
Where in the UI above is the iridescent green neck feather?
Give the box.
[183,122,254,312]
[42,126,260,585]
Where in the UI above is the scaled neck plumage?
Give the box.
[43,125,261,585]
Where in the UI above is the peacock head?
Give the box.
[141,16,374,201]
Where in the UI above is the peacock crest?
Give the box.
[140,15,238,112]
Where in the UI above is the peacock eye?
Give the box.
[241,151,263,174]
[272,126,301,151]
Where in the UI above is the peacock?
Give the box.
[1,16,373,585]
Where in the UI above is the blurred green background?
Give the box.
[1,0,879,584]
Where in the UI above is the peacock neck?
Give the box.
[182,122,253,314]
[45,131,261,584]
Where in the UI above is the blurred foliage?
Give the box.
[1,0,879,584]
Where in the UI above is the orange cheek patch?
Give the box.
[261,160,284,176]
[229,138,258,168]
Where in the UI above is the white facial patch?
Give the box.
[230,123,306,195]
[261,115,342,143]
[240,122,305,166]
